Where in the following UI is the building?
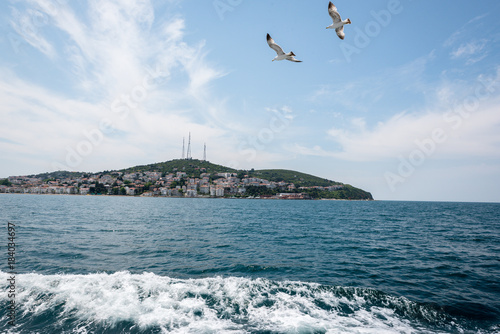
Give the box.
[185,189,197,197]
[125,187,135,196]
[199,185,210,194]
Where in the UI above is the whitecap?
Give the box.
[0,271,461,333]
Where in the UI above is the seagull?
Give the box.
[266,33,302,62]
[326,2,351,40]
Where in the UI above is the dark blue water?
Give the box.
[0,194,499,333]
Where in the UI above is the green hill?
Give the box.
[119,159,236,176]
[26,159,373,200]
[27,170,85,181]
[248,169,342,187]
[118,160,372,200]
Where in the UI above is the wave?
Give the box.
[0,271,494,333]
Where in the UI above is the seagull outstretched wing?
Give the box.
[267,34,285,56]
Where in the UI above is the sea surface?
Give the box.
[0,194,499,333]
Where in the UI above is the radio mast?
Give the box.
[203,143,206,161]
[182,137,185,159]
[186,132,192,160]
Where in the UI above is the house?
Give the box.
[185,189,197,197]
[215,187,224,197]
[278,193,307,200]
[199,185,210,194]
[125,187,135,196]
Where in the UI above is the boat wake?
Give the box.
[0,271,495,333]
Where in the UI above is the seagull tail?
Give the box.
[346,18,351,24]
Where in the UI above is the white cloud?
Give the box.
[1,1,301,176]
[0,0,234,176]
[451,40,486,58]
[450,40,488,64]
[294,69,500,162]
[307,52,435,113]
[444,14,491,65]
[9,6,56,58]
[443,13,488,48]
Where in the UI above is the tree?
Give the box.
[89,181,106,195]
[0,179,12,186]
[245,186,275,197]
[209,175,223,183]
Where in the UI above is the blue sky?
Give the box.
[1,0,500,202]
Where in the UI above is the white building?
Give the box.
[185,189,197,197]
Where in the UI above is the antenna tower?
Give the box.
[203,143,206,161]
[182,137,185,159]
[186,132,192,160]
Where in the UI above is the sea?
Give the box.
[0,194,498,334]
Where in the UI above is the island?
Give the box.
[0,159,373,200]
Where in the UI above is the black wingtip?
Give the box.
[267,33,271,40]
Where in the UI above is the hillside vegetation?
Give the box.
[119,159,237,178]
[25,159,373,200]
[248,169,342,188]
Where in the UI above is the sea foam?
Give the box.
[0,271,464,333]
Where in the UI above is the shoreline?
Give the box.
[0,192,374,201]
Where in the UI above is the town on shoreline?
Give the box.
[0,159,374,200]
[1,170,346,200]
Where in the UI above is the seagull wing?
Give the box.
[287,57,302,63]
[336,26,345,40]
[267,34,285,55]
[328,2,342,23]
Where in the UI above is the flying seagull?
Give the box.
[266,33,302,62]
[326,2,351,40]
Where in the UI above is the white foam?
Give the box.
[0,271,453,333]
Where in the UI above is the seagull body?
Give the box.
[266,34,302,62]
[326,2,351,40]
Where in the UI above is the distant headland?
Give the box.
[0,159,373,200]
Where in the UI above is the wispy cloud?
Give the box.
[294,69,500,162]
[308,52,435,113]
[443,13,488,48]
[444,14,491,65]
[450,39,488,64]
[451,40,485,58]
[0,0,233,174]
[9,6,56,58]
